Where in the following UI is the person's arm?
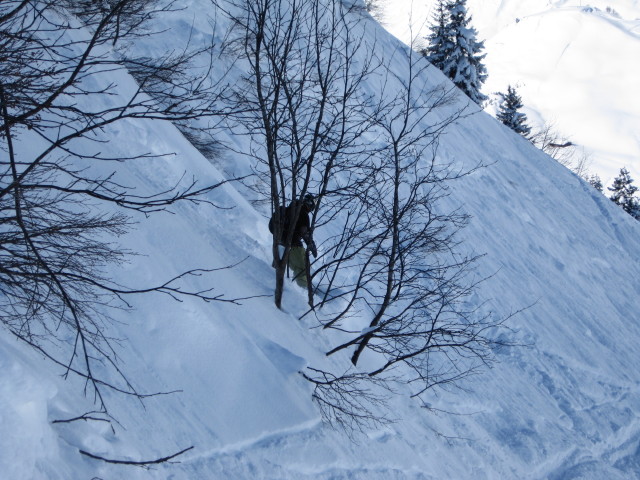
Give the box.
[301,224,317,257]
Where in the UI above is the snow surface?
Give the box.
[380,0,640,186]
[2,1,640,479]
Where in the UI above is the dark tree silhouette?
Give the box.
[302,43,509,431]
[0,0,234,416]
[216,0,512,433]
[219,0,377,308]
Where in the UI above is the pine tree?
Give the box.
[423,0,452,71]
[497,85,531,137]
[588,174,603,193]
[441,0,488,105]
[608,167,640,219]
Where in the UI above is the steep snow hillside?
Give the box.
[2,1,640,479]
[381,0,640,186]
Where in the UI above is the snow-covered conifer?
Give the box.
[441,0,488,105]
[423,0,452,71]
[588,174,603,193]
[608,167,640,219]
[497,85,531,137]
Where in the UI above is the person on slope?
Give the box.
[269,193,318,288]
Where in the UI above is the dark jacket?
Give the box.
[269,202,311,247]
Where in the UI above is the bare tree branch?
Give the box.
[0,0,238,418]
[80,446,194,467]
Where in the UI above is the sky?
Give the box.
[1,1,640,479]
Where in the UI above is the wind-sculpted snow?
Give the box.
[1,1,640,479]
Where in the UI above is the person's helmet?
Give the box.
[303,193,316,210]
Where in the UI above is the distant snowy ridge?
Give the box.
[381,0,640,186]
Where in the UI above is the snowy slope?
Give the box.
[2,1,640,479]
[380,0,640,186]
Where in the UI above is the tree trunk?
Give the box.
[275,263,285,309]
[305,249,313,307]
[274,244,288,309]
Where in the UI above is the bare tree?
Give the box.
[217,0,510,432]
[303,44,510,430]
[529,122,571,163]
[219,0,377,308]
[301,367,393,435]
[0,0,233,416]
[529,121,595,180]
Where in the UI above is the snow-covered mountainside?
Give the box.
[2,1,640,479]
[381,0,640,186]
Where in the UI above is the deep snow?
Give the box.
[1,1,640,479]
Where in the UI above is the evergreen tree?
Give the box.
[441,0,488,105]
[588,174,603,193]
[423,0,452,71]
[608,167,640,219]
[497,85,531,137]
[364,0,383,21]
